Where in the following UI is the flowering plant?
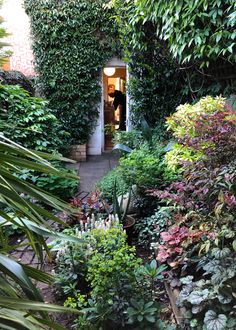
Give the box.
[70,191,106,222]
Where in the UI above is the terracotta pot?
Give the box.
[69,144,86,162]
[123,215,135,245]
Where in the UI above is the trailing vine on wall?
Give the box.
[113,0,236,67]
[24,0,120,146]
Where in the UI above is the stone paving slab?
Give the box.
[77,152,119,193]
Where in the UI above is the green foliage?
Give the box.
[118,145,177,188]
[178,250,236,329]
[148,94,236,326]
[135,207,175,249]
[0,84,78,199]
[122,0,236,66]
[126,299,159,325]
[112,0,234,113]
[0,134,81,329]
[96,167,129,202]
[54,226,165,329]
[166,96,226,139]
[164,144,203,173]
[127,53,186,130]
[0,84,67,152]
[112,130,143,149]
[24,0,120,145]
[25,164,78,199]
[164,96,227,170]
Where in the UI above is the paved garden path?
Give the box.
[67,152,119,196]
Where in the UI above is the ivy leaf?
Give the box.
[204,310,227,330]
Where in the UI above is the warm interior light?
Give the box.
[103,67,116,76]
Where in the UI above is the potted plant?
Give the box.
[112,182,136,243]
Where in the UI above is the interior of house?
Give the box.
[103,66,127,150]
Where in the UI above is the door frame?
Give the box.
[87,57,130,155]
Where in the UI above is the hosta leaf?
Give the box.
[204,310,227,330]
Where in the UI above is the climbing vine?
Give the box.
[24,0,120,145]
[113,0,236,67]
[111,0,236,131]
[109,0,187,131]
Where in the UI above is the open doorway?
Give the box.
[103,66,127,150]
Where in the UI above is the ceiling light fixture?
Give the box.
[103,67,116,76]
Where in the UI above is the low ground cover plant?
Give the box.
[96,167,129,202]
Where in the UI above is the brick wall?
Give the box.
[1,0,35,76]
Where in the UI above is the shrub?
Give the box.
[118,145,177,188]
[164,96,230,170]
[96,167,129,202]
[0,84,67,152]
[112,130,143,149]
[31,164,78,200]
[0,84,78,199]
[54,226,164,329]
[148,95,236,325]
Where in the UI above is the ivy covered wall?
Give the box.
[24,0,120,146]
[111,0,236,133]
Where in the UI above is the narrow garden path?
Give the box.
[68,152,119,196]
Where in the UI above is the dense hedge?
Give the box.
[24,0,120,145]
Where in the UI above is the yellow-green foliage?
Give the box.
[164,96,226,171]
[165,144,203,172]
[166,96,226,139]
